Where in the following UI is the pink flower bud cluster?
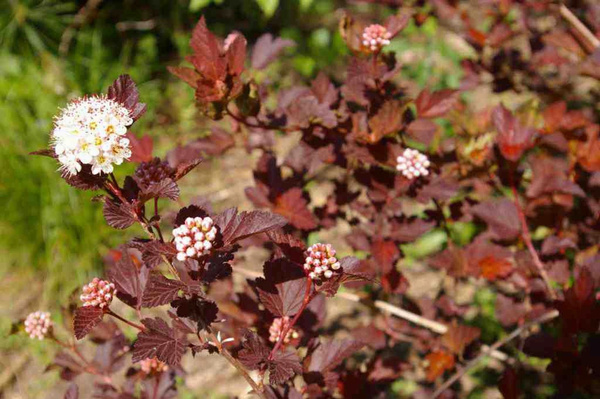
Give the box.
[140,357,169,374]
[304,243,341,280]
[362,24,392,52]
[268,316,299,344]
[174,217,217,261]
[396,148,431,180]
[80,278,116,308]
[24,311,52,340]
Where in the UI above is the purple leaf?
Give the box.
[103,199,136,230]
[213,208,287,246]
[471,198,521,240]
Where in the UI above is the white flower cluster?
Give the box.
[396,148,431,180]
[362,24,392,52]
[174,217,217,261]
[24,311,52,340]
[303,243,341,280]
[52,96,133,176]
[80,278,116,308]
[268,316,299,344]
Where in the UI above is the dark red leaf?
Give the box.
[142,273,187,308]
[499,367,520,399]
[238,329,270,370]
[370,239,400,274]
[441,322,480,355]
[74,306,105,340]
[132,318,188,365]
[251,34,295,70]
[61,164,106,190]
[106,75,147,121]
[171,296,218,332]
[106,249,148,309]
[269,350,302,385]
[225,33,247,76]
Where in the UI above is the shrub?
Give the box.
[18,3,600,398]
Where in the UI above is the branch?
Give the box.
[510,185,557,300]
[431,309,559,398]
[558,4,600,54]
[106,310,146,331]
[206,331,266,399]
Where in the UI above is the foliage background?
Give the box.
[0,0,526,397]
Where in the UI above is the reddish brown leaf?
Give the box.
[251,34,295,70]
[371,239,400,274]
[368,100,405,142]
[406,118,437,146]
[273,188,317,230]
[125,132,153,163]
[415,89,458,118]
[441,322,481,355]
[189,16,226,81]
[492,105,536,162]
[167,66,201,88]
[213,207,288,246]
[307,339,365,373]
[425,350,455,381]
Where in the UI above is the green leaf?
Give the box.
[255,0,279,18]
[299,0,314,12]
[189,0,213,12]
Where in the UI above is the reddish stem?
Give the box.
[267,278,314,361]
[107,309,146,331]
[510,183,557,300]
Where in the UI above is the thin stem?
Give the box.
[206,330,266,399]
[431,309,559,398]
[433,199,452,242]
[268,278,314,361]
[510,184,557,300]
[106,309,146,331]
